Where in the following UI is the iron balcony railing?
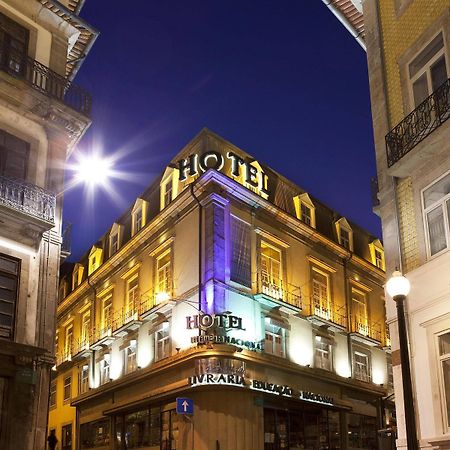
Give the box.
[305,298,347,328]
[256,273,302,309]
[0,175,55,224]
[0,50,92,116]
[386,77,450,167]
[351,319,382,343]
[112,301,140,331]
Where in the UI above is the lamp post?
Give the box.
[386,271,418,450]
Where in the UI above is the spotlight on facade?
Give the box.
[155,291,170,304]
[73,153,113,187]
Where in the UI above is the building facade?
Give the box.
[324,0,450,448]
[0,1,97,449]
[49,129,392,450]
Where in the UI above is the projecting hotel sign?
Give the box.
[176,151,270,196]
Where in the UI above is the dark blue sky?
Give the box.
[65,1,379,261]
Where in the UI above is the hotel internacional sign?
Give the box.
[177,150,270,196]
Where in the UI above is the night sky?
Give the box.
[65,1,379,261]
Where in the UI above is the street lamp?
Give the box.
[386,271,418,450]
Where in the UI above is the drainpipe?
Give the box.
[190,183,203,312]
[343,254,353,377]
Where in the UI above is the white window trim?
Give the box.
[435,329,450,432]
[155,323,171,361]
[314,335,333,371]
[293,193,316,228]
[353,349,371,382]
[335,218,354,251]
[264,321,286,358]
[422,170,450,259]
[368,239,385,270]
[311,266,331,319]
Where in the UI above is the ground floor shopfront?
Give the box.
[72,354,387,450]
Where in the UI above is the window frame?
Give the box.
[264,320,286,358]
[125,342,137,374]
[314,335,333,371]
[0,253,20,340]
[49,379,57,408]
[353,349,371,383]
[155,323,171,361]
[351,287,369,336]
[436,330,450,431]
[422,170,450,258]
[155,249,172,301]
[79,364,89,395]
[259,240,283,298]
[229,215,252,288]
[311,266,332,320]
[63,374,72,403]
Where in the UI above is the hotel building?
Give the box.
[49,129,391,450]
[0,0,97,449]
[323,0,450,448]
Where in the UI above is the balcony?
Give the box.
[386,77,450,170]
[72,337,91,360]
[0,175,56,246]
[0,49,92,117]
[112,302,142,337]
[305,299,347,331]
[139,289,174,320]
[55,349,72,368]
[90,323,115,350]
[254,274,302,311]
[350,319,382,346]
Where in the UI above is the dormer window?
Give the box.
[132,198,148,236]
[293,193,316,228]
[335,217,353,251]
[72,263,84,290]
[369,239,385,270]
[88,246,103,275]
[160,167,179,211]
[109,223,122,256]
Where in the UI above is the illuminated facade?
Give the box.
[49,129,390,450]
[324,0,450,448]
[0,1,97,449]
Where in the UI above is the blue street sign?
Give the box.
[176,397,194,415]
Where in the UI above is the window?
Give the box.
[335,217,353,251]
[264,320,286,357]
[134,208,143,234]
[369,239,385,270]
[72,264,84,290]
[423,172,450,256]
[88,246,102,275]
[409,33,448,107]
[260,241,282,298]
[340,228,350,249]
[347,414,377,449]
[100,355,110,385]
[163,179,173,209]
[0,13,29,77]
[311,268,331,320]
[65,325,73,358]
[0,129,29,180]
[102,296,112,333]
[49,379,56,408]
[230,217,251,287]
[63,375,71,402]
[352,288,368,335]
[353,350,371,382]
[0,254,19,339]
[61,423,73,450]
[438,332,450,428]
[80,419,110,450]
[81,312,90,345]
[314,335,333,371]
[125,341,137,374]
[155,323,170,361]
[156,250,172,300]
[126,276,139,312]
[110,233,118,255]
[293,193,316,228]
[79,364,89,395]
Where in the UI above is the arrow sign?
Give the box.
[176,397,194,415]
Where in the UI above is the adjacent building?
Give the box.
[49,129,392,450]
[0,1,97,449]
[324,0,450,448]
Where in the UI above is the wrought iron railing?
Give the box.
[305,298,347,328]
[0,175,55,224]
[0,50,92,116]
[112,301,139,331]
[72,336,90,356]
[256,273,302,309]
[91,322,113,345]
[351,319,382,343]
[386,77,450,167]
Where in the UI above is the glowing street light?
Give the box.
[73,153,113,187]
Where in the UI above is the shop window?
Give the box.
[314,335,333,371]
[264,320,286,358]
[0,254,20,340]
[293,193,316,228]
[347,413,377,449]
[63,375,71,402]
[100,354,110,385]
[0,13,29,76]
[353,350,371,382]
[409,32,448,107]
[311,267,331,320]
[155,323,170,361]
[351,288,368,336]
[260,241,283,299]
[423,172,450,257]
[125,340,137,374]
[80,418,110,450]
[156,250,172,303]
[79,364,89,395]
[230,216,252,287]
[72,263,84,290]
[61,423,73,450]
[437,331,450,429]
[49,379,56,408]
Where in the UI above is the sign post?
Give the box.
[176,397,194,415]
